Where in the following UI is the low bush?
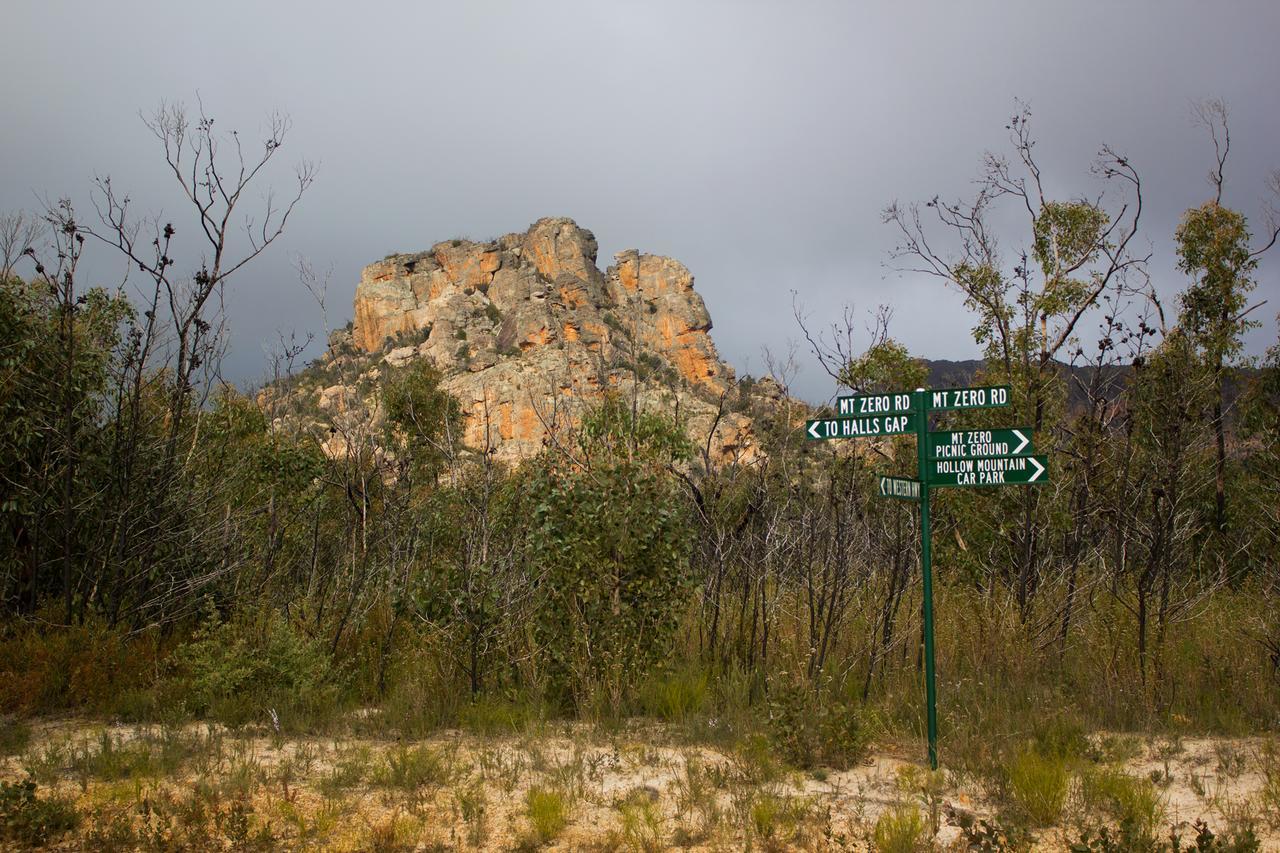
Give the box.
[767,681,871,770]
[0,615,167,715]
[0,779,79,847]
[373,744,453,790]
[167,608,345,729]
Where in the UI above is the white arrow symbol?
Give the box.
[808,421,822,440]
[1028,456,1045,482]
[1012,429,1029,455]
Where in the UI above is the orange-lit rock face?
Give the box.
[608,250,722,389]
[522,330,551,351]
[339,217,749,466]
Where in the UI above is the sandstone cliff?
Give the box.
[287,218,761,466]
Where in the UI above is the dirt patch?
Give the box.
[2,720,1277,850]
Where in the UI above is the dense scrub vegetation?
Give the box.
[1,101,1278,846]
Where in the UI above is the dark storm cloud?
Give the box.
[2,0,1278,401]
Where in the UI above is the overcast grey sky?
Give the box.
[3,1,1278,400]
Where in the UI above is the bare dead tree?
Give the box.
[85,100,315,456]
[0,210,44,279]
[26,200,85,623]
[64,100,315,625]
[1191,98,1230,206]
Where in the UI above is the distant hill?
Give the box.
[921,358,1257,413]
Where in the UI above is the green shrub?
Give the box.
[528,398,693,715]
[618,796,664,851]
[169,609,343,729]
[767,682,871,770]
[1005,746,1069,825]
[0,779,79,847]
[748,791,813,847]
[1173,819,1261,852]
[1033,715,1090,761]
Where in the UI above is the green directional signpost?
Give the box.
[804,413,916,440]
[805,384,1047,769]
[928,455,1048,487]
[928,427,1033,460]
[877,475,921,501]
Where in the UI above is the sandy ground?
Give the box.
[2,719,1278,850]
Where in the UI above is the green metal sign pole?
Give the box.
[914,388,939,770]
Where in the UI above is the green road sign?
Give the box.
[928,385,1011,411]
[801,382,1033,771]
[804,413,917,440]
[928,454,1048,487]
[877,475,921,501]
[836,392,915,417]
[928,427,1033,460]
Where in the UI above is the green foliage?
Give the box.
[168,608,343,728]
[840,338,927,394]
[373,744,453,790]
[1033,200,1110,310]
[1071,818,1259,853]
[639,665,710,724]
[529,397,693,713]
[949,261,1013,360]
[955,813,1033,851]
[382,359,461,477]
[1176,202,1257,363]
[748,790,812,847]
[0,716,31,756]
[766,681,870,770]
[0,779,79,847]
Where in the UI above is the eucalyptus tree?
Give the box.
[1174,100,1278,535]
[882,103,1148,615]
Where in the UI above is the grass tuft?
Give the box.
[1005,746,1070,826]
[525,785,569,845]
[872,802,926,853]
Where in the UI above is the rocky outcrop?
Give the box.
[313,217,758,465]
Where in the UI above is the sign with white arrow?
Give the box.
[928,454,1048,487]
[928,427,1034,461]
[878,475,921,501]
[804,414,917,441]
